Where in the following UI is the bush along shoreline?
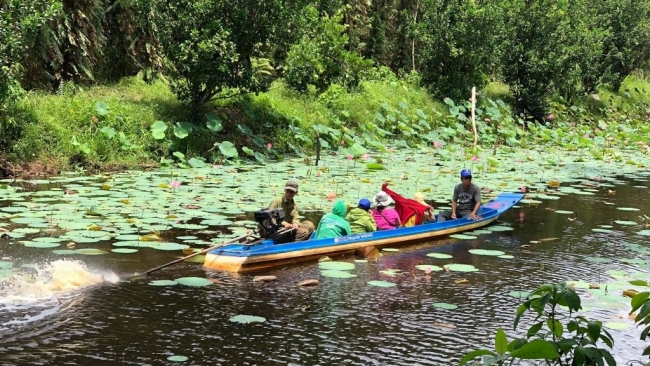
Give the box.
[1,73,648,178]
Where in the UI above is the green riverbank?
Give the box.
[2,74,650,176]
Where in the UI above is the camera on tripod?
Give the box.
[253,208,296,244]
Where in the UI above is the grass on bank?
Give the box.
[6,73,650,173]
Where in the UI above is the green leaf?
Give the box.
[495,327,508,355]
[206,114,223,132]
[187,157,206,168]
[218,141,238,158]
[509,339,560,359]
[242,147,254,156]
[173,122,192,139]
[636,293,650,313]
[150,121,168,140]
[546,319,563,338]
[526,322,543,338]
[561,288,581,311]
[237,124,252,135]
[587,321,601,343]
[508,338,527,352]
[254,152,268,164]
[100,126,116,139]
[459,350,497,366]
[94,101,110,116]
[630,280,649,287]
[172,151,186,161]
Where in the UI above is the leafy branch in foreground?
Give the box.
[461,283,615,366]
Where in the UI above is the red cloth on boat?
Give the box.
[381,183,430,225]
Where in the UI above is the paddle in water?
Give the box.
[127,232,251,280]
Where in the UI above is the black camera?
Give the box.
[254,208,285,239]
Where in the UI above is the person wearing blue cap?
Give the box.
[437,169,481,222]
[345,198,377,234]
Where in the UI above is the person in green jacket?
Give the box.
[346,198,377,234]
[315,200,351,239]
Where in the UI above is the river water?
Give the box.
[1,174,650,365]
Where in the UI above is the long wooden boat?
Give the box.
[204,193,524,272]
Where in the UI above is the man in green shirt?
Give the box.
[268,179,315,241]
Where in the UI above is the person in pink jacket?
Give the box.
[371,191,401,230]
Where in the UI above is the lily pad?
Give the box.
[175,277,213,287]
[149,280,178,286]
[433,302,458,310]
[320,270,357,278]
[23,241,61,248]
[468,249,505,256]
[444,264,479,272]
[0,261,12,269]
[617,207,640,212]
[487,225,514,232]
[636,230,650,236]
[614,220,637,226]
[75,248,108,255]
[318,261,355,271]
[229,314,266,324]
[426,253,453,259]
[498,255,515,259]
[368,280,397,287]
[592,228,614,233]
[112,248,138,254]
[604,322,630,330]
[167,355,188,362]
[449,234,477,240]
[509,291,530,298]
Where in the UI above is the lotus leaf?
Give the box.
[175,277,213,287]
[149,280,178,286]
[444,264,479,272]
[75,248,108,255]
[0,261,12,269]
[508,291,530,298]
[433,302,458,310]
[368,280,397,287]
[147,242,190,251]
[426,253,453,259]
[604,322,630,330]
[320,270,357,278]
[487,225,514,232]
[636,230,650,236]
[318,261,355,271]
[468,249,505,256]
[617,207,640,211]
[554,210,574,214]
[52,249,78,255]
[167,355,189,362]
[615,220,637,226]
[229,314,266,324]
[112,248,138,254]
[23,241,60,248]
[449,234,477,240]
[592,228,614,233]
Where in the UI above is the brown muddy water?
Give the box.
[1,174,650,365]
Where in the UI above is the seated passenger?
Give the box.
[315,200,351,239]
[381,183,430,226]
[371,192,401,230]
[414,192,435,223]
[346,198,377,234]
[438,169,482,221]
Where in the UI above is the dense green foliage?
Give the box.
[1,0,650,172]
[462,283,616,366]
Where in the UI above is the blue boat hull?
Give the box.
[204,193,524,272]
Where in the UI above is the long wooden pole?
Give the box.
[471,86,477,150]
[128,232,250,279]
